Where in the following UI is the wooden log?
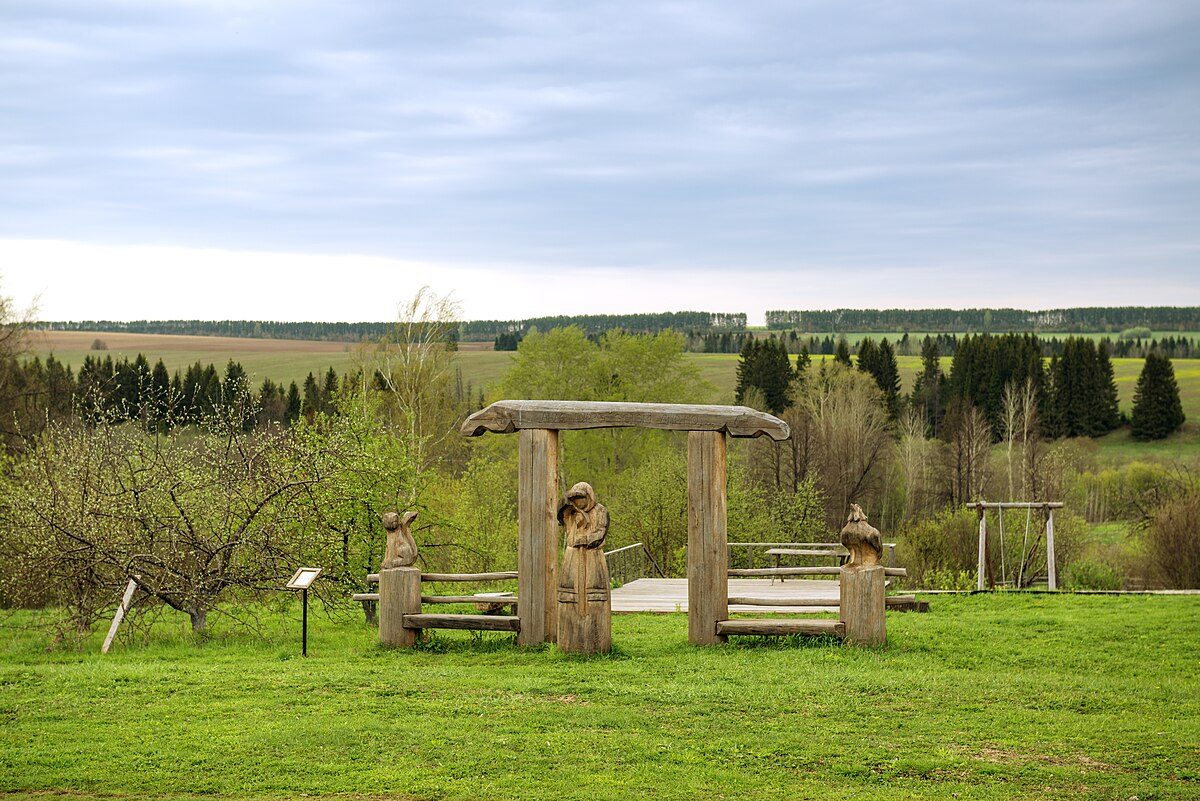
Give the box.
[402,614,521,632]
[688,430,728,645]
[366,573,379,583]
[462,400,790,441]
[728,566,907,577]
[379,566,422,648]
[716,619,845,637]
[518,427,558,646]
[729,566,841,577]
[966,502,1064,509]
[421,595,517,605]
[420,571,519,582]
[352,592,380,602]
[841,565,886,646]
[728,596,836,607]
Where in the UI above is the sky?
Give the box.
[2,0,1198,325]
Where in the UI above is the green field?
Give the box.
[27,334,1200,453]
[1,594,1197,800]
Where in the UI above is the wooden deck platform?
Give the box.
[612,578,840,614]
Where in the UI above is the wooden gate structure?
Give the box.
[461,400,790,646]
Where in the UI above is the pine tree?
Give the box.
[1130,352,1185,440]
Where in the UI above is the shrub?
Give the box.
[1064,560,1125,591]
[1144,489,1200,589]
[895,507,978,587]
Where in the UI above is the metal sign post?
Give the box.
[286,567,322,656]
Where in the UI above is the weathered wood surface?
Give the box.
[352,592,381,602]
[518,427,558,645]
[614,578,841,613]
[379,566,422,648]
[841,565,886,646]
[728,594,925,610]
[402,613,521,632]
[1046,509,1058,591]
[557,481,612,654]
[688,431,729,645]
[966,502,1064,509]
[462,400,790,441]
[420,571,519,582]
[841,503,883,567]
[101,578,139,655]
[728,566,907,577]
[716,618,845,637]
[729,566,842,577]
[422,594,517,606]
[381,510,419,569]
[765,548,846,558]
[366,573,380,583]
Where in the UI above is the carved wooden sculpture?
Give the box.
[840,503,882,567]
[556,482,612,653]
[382,510,419,569]
[839,504,886,645]
[379,510,421,647]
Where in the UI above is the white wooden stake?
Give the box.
[1045,509,1057,591]
[102,579,138,654]
[977,511,987,592]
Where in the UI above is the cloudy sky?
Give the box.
[2,1,1198,324]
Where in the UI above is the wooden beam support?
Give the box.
[841,565,887,646]
[402,614,521,632]
[463,400,790,441]
[420,572,518,582]
[518,427,558,646]
[716,619,844,637]
[688,430,728,645]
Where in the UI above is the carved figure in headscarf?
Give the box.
[382,510,419,569]
[556,482,612,652]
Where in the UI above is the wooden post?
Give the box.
[841,565,886,646]
[518,428,559,646]
[379,566,422,648]
[687,430,728,645]
[101,578,138,655]
[976,507,987,592]
[1045,508,1057,591]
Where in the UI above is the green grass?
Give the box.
[1,594,1198,800]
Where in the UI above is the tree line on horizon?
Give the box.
[764,306,1200,333]
[36,306,1200,344]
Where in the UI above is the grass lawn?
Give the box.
[1,594,1197,800]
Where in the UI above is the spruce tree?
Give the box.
[1130,352,1186,440]
[874,338,902,420]
[1095,341,1122,432]
[910,338,945,437]
[834,336,852,366]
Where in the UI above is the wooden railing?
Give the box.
[604,542,665,587]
